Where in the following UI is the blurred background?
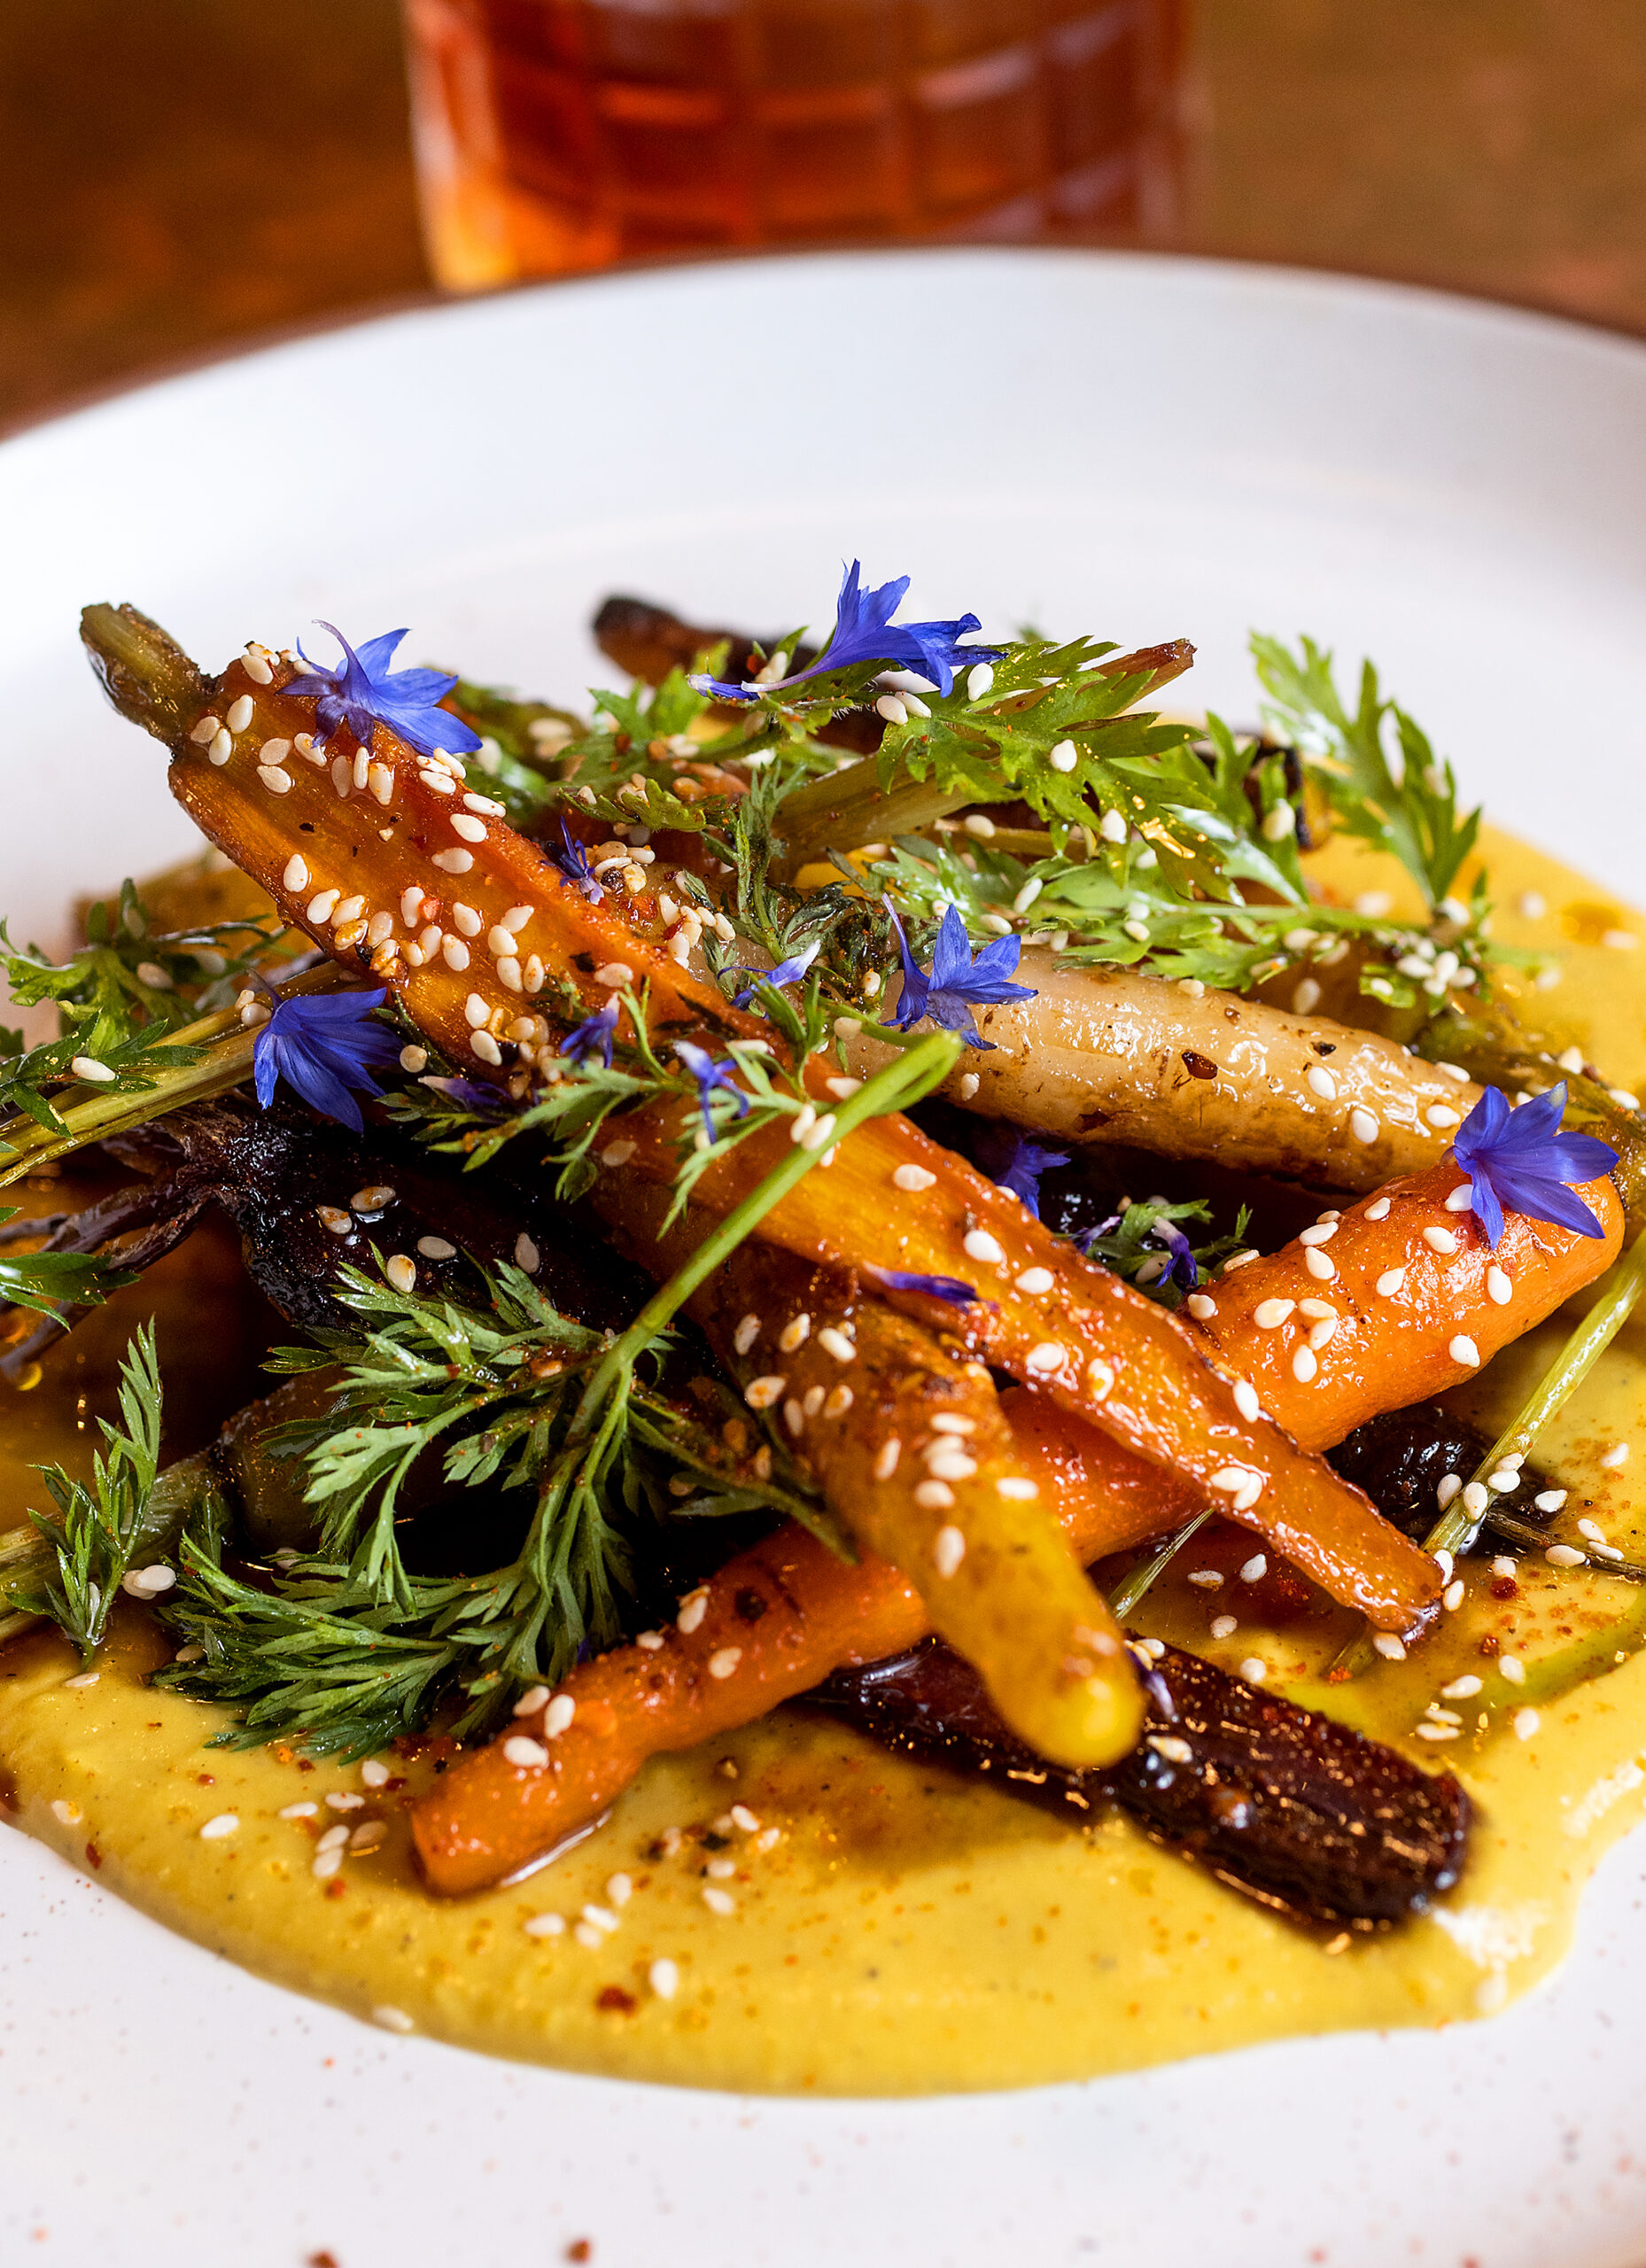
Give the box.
[4,0,1646,432]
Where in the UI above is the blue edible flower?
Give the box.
[547,819,603,904]
[984,1130,1069,1219]
[884,900,1037,1051]
[866,1267,978,1307]
[1449,1081,1618,1247]
[283,624,482,758]
[252,989,402,1135]
[1150,1216,1200,1292]
[560,998,619,1069]
[674,1041,750,1145]
[688,561,1002,703]
[420,1075,511,1117]
[730,936,819,1010]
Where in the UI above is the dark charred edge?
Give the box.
[80,602,207,748]
[809,1635,1471,1930]
[1328,1402,1558,1547]
[0,1091,646,1372]
[590,595,881,753]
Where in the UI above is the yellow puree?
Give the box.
[3,826,1646,2097]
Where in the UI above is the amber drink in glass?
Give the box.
[402,0,1189,289]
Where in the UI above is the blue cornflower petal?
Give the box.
[421,1075,513,1117]
[674,1040,749,1144]
[689,561,1002,704]
[560,998,619,1068]
[729,937,819,1010]
[284,622,482,758]
[983,1130,1069,1219]
[1449,1080,1618,1247]
[1151,1217,1200,1291]
[867,1267,978,1307]
[546,820,603,904]
[252,989,400,1134]
[882,898,1036,1050]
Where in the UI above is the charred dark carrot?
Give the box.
[88,607,1437,1639]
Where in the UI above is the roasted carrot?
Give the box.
[1185,1160,1625,1451]
[601,1182,1144,1769]
[89,608,1436,1639]
[843,953,1483,1194]
[410,1417,1190,1895]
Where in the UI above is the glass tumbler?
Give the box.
[401,0,1191,290]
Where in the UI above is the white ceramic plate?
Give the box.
[4,249,1646,2268]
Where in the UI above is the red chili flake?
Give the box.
[565,2243,593,2264]
[324,1878,347,1900]
[307,2253,341,2268]
[595,1985,637,2015]
[196,1773,214,1786]
[84,1842,101,1870]
[1491,1576,1519,1600]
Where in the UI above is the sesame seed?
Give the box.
[601,1138,636,1167]
[1013,877,1043,915]
[315,1205,352,1234]
[1303,1247,1336,1282]
[1487,1467,1519,1493]
[800,1113,837,1153]
[1441,1184,1473,1214]
[256,762,292,796]
[63,1671,99,1689]
[744,1375,785,1410]
[1376,1266,1406,1295]
[189,711,221,744]
[307,888,340,924]
[967,662,995,700]
[439,936,470,972]
[1498,1656,1526,1685]
[278,1800,318,1819]
[635,1631,664,1652]
[1292,1344,1318,1382]
[893,1164,936,1194]
[1602,1441,1631,1469]
[1232,1380,1261,1422]
[330,756,351,795]
[416,1235,457,1262]
[963,1230,1005,1265]
[432,849,474,874]
[513,1232,540,1274]
[1306,1066,1337,1100]
[594,962,633,989]
[1545,1542,1585,1566]
[513,1684,550,1717]
[1443,1578,1466,1611]
[1238,1554,1268,1583]
[199,1814,238,1840]
[996,1476,1038,1500]
[1086,1359,1114,1399]
[504,1736,550,1768]
[1238,1658,1268,1684]
[1424,1225,1459,1254]
[914,1479,955,1510]
[1514,1706,1541,1740]
[1025,1341,1065,1375]
[702,1886,736,1916]
[1211,1614,1238,1639]
[876,694,909,726]
[1210,1466,1253,1495]
[1449,1335,1481,1367]
[1371,1633,1406,1662]
[1533,1488,1568,1512]
[1015,1266,1054,1294]
[525,1913,565,1938]
[1604,929,1638,950]
[1416,1723,1458,1742]
[1436,1474,1462,1507]
[225,694,254,733]
[1442,1674,1483,1700]
[708,1647,742,1680]
[648,1957,680,1999]
[1048,738,1078,773]
[873,1438,902,1480]
[1365,1196,1392,1221]
[449,813,487,843]
[206,726,233,765]
[1299,1223,1338,1247]
[1426,1104,1461,1130]
[384,1254,417,1294]
[543,1694,576,1736]
[733,1314,761,1356]
[817,1326,856,1363]
[69,1055,116,1084]
[1187,1569,1223,1588]
[373,2006,415,2034]
[1254,1299,1295,1329]
[470,1031,502,1065]
[926,1448,977,1480]
[1349,1106,1379,1143]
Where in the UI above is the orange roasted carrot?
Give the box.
[96,611,1436,1639]
[1185,1160,1625,1451]
[410,1413,1186,1894]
